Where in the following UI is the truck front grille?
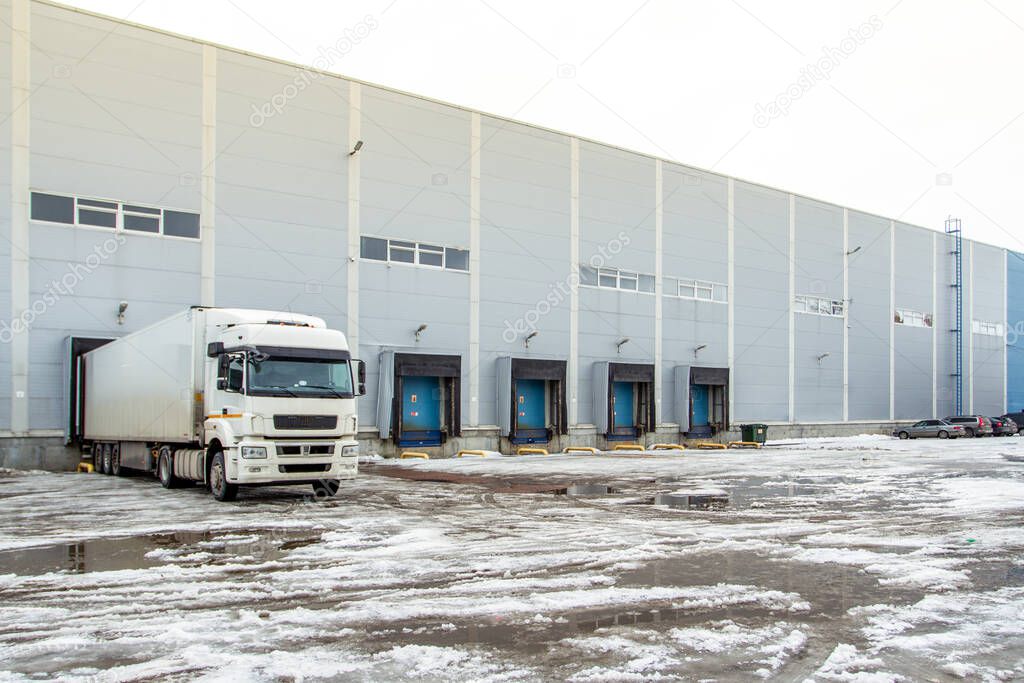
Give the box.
[278,464,331,474]
[273,415,337,430]
[277,444,334,456]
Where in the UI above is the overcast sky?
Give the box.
[68,0,1024,252]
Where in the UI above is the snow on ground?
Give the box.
[0,434,1022,680]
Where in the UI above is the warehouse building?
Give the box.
[1,0,1021,466]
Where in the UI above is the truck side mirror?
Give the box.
[207,342,224,357]
[216,378,228,390]
[356,359,367,396]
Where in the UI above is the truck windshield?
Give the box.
[246,356,354,398]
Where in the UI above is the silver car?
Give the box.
[894,420,966,440]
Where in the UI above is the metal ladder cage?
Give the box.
[945,217,963,416]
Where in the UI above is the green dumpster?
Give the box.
[740,423,768,444]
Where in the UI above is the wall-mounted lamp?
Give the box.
[117,301,128,325]
[693,344,707,358]
[845,245,862,256]
[816,352,831,365]
[349,139,364,156]
[524,331,538,349]
[414,324,427,343]
[616,338,630,354]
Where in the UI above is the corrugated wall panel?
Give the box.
[733,182,789,421]
[847,211,891,420]
[971,243,1005,415]
[661,166,728,424]
[894,224,934,419]
[793,197,843,421]
[1008,252,1024,412]
[27,6,202,430]
[0,0,12,429]
[478,118,570,427]
[577,142,655,425]
[357,86,470,429]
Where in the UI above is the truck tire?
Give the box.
[101,444,113,475]
[209,452,238,502]
[312,480,340,498]
[158,448,181,489]
[110,443,123,476]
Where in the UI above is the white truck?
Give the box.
[78,307,365,501]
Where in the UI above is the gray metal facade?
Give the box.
[0,1,1015,455]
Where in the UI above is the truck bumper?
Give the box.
[226,439,358,485]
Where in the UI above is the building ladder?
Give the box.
[945,217,963,415]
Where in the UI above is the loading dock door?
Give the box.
[612,381,635,432]
[402,376,441,432]
[691,384,710,427]
[381,352,462,447]
[516,379,546,432]
[64,335,116,444]
[497,357,567,444]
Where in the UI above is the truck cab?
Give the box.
[197,311,364,500]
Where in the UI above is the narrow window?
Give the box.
[445,248,469,271]
[163,210,200,238]
[360,236,388,261]
[389,240,416,264]
[31,192,74,224]
[77,198,117,228]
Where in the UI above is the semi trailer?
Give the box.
[74,307,365,501]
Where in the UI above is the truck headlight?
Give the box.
[241,446,268,459]
[341,445,358,457]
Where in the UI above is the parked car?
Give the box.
[894,420,966,440]
[990,417,1017,437]
[1001,412,1024,435]
[943,415,994,437]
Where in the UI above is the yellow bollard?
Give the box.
[516,447,549,456]
[400,451,430,459]
[456,450,488,457]
[651,443,686,451]
[612,444,644,451]
[694,442,728,450]
[565,446,600,455]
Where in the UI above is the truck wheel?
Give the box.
[101,444,113,475]
[158,448,181,489]
[209,452,238,502]
[312,480,340,498]
[110,443,123,476]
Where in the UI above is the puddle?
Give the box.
[655,489,729,509]
[565,484,616,496]
[0,529,322,576]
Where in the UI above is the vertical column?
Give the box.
[787,194,796,423]
[346,81,361,356]
[200,45,217,307]
[842,208,849,422]
[1004,249,1009,414]
[10,0,30,434]
[468,113,481,426]
[932,232,938,418]
[568,137,580,426]
[727,179,735,425]
[968,240,975,414]
[889,220,896,421]
[654,160,663,425]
